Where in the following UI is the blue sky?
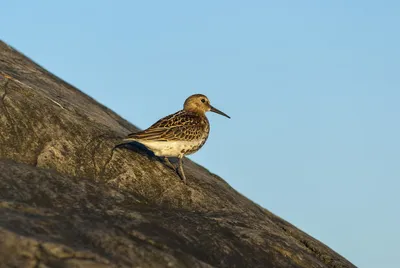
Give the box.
[2,1,399,267]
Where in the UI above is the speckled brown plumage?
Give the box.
[127,110,210,147]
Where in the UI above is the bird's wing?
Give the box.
[126,111,205,142]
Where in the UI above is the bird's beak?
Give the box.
[210,105,230,119]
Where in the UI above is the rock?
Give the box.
[0,40,356,268]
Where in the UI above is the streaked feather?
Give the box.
[125,110,209,142]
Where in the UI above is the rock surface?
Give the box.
[0,41,356,268]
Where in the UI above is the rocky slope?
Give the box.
[0,41,356,268]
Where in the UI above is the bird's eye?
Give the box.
[201,99,206,103]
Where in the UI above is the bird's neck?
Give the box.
[184,107,206,117]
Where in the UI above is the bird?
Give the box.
[118,94,230,184]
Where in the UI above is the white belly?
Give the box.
[137,140,201,157]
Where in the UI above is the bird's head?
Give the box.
[183,94,230,118]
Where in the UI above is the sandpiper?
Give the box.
[119,94,230,184]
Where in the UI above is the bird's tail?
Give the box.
[113,137,137,150]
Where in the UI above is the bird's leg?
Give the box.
[178,156,187,184]
[163,157,175,170]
